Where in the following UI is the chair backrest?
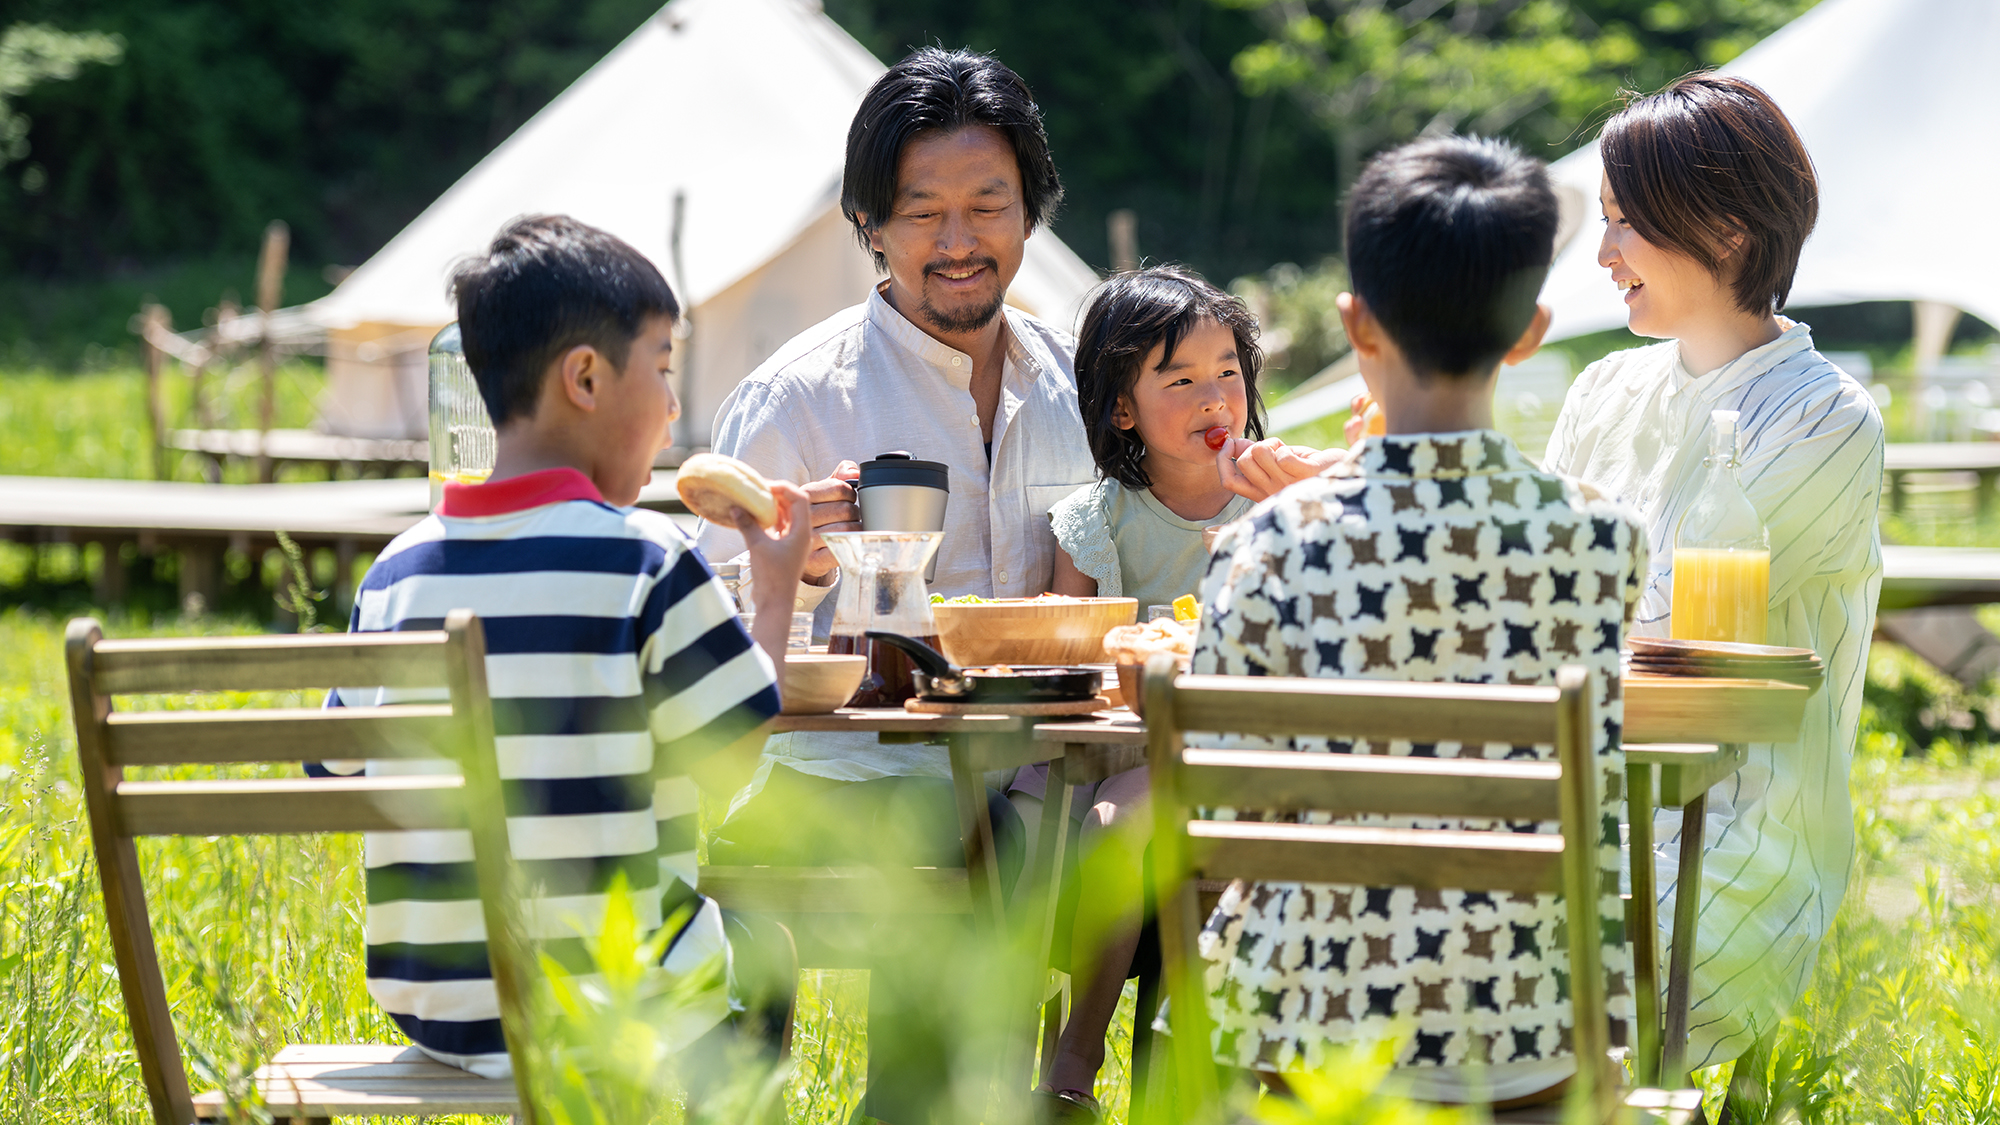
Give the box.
[63,612,536,1125]
[1141,654,1612,1122]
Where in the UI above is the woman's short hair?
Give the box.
[1601,73,1818,316]
[1076,265,1266,491]
[841,47,1063,269]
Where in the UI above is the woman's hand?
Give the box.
[1215,437,1342,502]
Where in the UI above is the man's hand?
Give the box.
[800,460,863,582]
[1216,437,1343,503]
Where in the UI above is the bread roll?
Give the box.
[677,453,778,529]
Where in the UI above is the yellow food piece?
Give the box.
[1173,594,1199,622]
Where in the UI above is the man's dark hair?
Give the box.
[1601,73,1818,316]
[1076,265,1266,490]
[447,214,679,426]
[841,47,1063,269]
[1345,136,1557,378]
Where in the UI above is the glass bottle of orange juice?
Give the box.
[427,323,495,509]
[1671,409,1769,644]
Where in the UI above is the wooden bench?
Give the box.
[1142,657,1699,1124]
[63,613,537,1124]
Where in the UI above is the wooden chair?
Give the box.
[64,612,536,1125]
[1142,655,1700,1125]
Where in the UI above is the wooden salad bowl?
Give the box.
[933,597,1139,666]
[780,653,867,715]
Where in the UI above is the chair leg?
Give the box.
[1663,788,1710,1086]
[1129,963,1161,1125]
[1040,992,1065,1086]
[1627,763,1662,1086]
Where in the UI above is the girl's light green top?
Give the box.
[1048,477,1251,610]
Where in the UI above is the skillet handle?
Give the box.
[864,630,956,678]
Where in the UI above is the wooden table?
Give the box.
[1032,673,1810,1088]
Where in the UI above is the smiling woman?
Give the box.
[1547,74,1885,1075]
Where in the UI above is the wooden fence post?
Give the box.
[255,220,290,483]
[140,304,171,481]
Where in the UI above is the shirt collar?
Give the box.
[1672,317,1814,391]
[439,467,605,517]
[1355,430,1534,480]
[866,283,1048,389]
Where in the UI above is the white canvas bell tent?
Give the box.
[304,0,1101,444]
[1539,0,2000,342]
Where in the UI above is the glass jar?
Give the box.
[1670,409,1770,644]
[427,323,495,509]
[821,531,944,707]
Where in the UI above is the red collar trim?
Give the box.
[439,468,606,517]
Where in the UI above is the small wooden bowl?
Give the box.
[933,597,1139,666]
[780,653,866,715]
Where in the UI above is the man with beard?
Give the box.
[697,47,1094,1124]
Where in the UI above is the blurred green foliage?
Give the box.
[1220,0,1823,187]
[1233,257,1351,389]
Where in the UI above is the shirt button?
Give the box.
[951,357,962,367]
[998,571,1008,583]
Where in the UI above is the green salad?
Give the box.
[929,593,992,604]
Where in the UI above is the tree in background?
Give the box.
[1220,0,1822,189]
[0,23,123,187]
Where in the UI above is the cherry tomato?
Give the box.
[1203,425,1230,451]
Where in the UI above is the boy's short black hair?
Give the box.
[842,47,1063,270]
[447,214,680,426]
[1345,136,1557,378]
[1075,265,1266,491]
[1601,74,1817,316]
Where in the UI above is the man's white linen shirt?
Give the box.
[698,284,1095,782]
[1542,320,1883,1068]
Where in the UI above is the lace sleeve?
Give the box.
[1047,481,1122,596]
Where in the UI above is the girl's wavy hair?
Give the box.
[1076,265,1266,490]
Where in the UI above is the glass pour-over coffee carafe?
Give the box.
[822,531,943,707]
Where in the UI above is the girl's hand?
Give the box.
[1216,437,1342,502]
[1344,393,1387,444]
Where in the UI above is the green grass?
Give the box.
[0,363,339,485]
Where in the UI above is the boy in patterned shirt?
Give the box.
[315,215,813,1098]
[1190,137,1646,1105]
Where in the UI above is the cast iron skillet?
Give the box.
[866,630,1102,704]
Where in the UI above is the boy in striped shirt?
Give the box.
[314,215,812,1089]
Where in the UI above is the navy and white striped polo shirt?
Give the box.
[313,467,779,1077]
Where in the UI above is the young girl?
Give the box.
[1027,266,1268,1117]
[1543,74,1884,1073]
[1049,265,1268,605]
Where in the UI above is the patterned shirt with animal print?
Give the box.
[1189,430,1644,1093]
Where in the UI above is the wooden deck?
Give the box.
[168,428,428,477]
[0,472,689,607]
